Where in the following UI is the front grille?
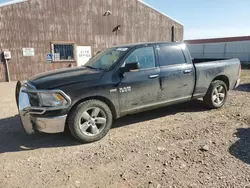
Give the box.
[28,93,40,107]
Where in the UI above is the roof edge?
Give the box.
[0,0,27,8]
[0,0,183,27]
[137,0,183,26]
[185,36,250,44]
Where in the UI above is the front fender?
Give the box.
[58,82,120,119]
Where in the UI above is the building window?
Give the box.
[52,43,75,61]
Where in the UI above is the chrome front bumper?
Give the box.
[17,83,69,134]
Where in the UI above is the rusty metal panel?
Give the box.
[0,0,183,82]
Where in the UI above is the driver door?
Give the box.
[118,45,161,114]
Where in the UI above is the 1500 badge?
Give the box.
[119,86,132,93]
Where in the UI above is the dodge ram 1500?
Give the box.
[16,42,241,143]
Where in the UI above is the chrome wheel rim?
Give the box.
[212,85,226,105]
[79,107,107,136]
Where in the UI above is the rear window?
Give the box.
[158,45,186,66]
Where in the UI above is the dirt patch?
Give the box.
[0,70,250,188]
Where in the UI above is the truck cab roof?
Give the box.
[112,41,184,48]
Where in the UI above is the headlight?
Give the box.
[38,93,68,107]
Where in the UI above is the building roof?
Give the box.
[137,0,183,26]
[185,36,250,44]
[0,0,183,26]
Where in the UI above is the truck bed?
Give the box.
[192,58,241,98]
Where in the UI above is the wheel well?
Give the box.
[212,75,230,90]
[69,96,118,120]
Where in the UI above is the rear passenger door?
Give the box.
[157,44,195,102]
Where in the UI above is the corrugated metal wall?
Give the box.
[187,41,250,62]
[0,0,183,82]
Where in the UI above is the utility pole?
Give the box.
[3,50,11,82]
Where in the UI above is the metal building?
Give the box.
[0,0,183,82]
[185,36,250,63]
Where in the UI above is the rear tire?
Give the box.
[68,100,113,143]
[203,80,228,109]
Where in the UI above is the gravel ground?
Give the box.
[0,70,250,188]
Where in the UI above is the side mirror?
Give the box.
[120,62,139,74]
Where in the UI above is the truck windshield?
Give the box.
[85,47,129,70]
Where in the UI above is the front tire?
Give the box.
[68,100,113,143]
[203,80,228,109]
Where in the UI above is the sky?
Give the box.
[143,0,250,39]
[1,0,250,40]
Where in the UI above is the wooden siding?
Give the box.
[0,0,183,82]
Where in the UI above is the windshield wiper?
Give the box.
[85,66,104,71]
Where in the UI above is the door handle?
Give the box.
[149,74,159,79]
[183,69,192,74]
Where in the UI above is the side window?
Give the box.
[158,45,186,66]
[124,47,156,69]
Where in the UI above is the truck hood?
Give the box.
[29,67,104,89]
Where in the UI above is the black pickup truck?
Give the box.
[16,42,241,143]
